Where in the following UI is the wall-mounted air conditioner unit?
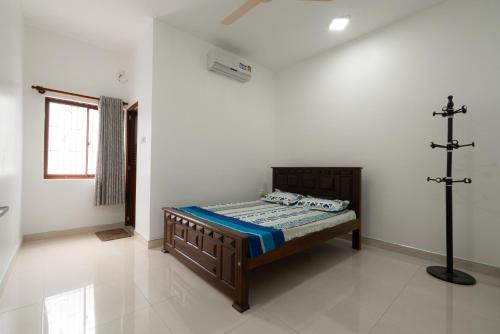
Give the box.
[207,49,252,82]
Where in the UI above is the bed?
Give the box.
[162,167,362,312]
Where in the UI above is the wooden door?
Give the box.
[125,103,138,227]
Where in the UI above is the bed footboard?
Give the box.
[162,208,250,312]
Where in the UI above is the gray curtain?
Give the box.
[94,96,125,206]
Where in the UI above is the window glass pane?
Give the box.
[47,102,87,175]
[87,109,99,175]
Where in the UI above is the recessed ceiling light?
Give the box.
[329,17,350,31]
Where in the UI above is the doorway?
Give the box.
[125,102,138,227]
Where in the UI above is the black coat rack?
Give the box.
[426,95,476,285]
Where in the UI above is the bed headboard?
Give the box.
[272,167,362,219]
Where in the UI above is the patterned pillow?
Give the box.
[296,197,349,212]
[262,190,303,206]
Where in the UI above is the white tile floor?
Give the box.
[0,234,499,334]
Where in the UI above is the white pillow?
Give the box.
[262,190,303,206]
[296,197,349,212]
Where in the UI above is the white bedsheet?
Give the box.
[204,200,357,242]
[283,210,356,241]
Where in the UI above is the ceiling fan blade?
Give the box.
[222,0,263,25]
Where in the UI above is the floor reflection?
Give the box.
[43,285,95,334]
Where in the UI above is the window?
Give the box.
[44,98,99,179]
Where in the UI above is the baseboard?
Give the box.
[147,238,163,249]
[341,234,500,278]
[0,238,22,296]
[23,222,125,242]
[132,231,163,249]
[133,230,148,246]
[21,223,499,277]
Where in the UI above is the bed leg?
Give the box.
[352,228,361,250]
[231,239,250,313]
[232,299,249,313]
[232,280,249,313]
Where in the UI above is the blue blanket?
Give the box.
[177,206,285,259]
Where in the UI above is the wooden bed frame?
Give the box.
[162,167,362,312]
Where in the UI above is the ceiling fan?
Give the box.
[222,0,334,25]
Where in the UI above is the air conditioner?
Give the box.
[207,49,252,82]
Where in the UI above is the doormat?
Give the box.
[95,228,131,242]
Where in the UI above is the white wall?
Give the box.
[275,0,500,267]
[127,22,154,240]
[0,0,23,282]
[148,21,276,240]
[22,26,129,235]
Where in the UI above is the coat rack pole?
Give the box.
[445,100,454,273]
[427,95,476,285]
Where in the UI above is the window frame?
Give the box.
[44,97,99,180]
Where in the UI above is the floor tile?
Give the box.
[42,264,98,297]
[227,311,298,334]
[91,307,172,334]
[152,289,249,334]
[132,263,204,304]
[360,243,428,267]
[406,266,500,321]
[380,280,500,334]
[369,315,427,334]
[42,279,150,331]
[248,242,358,307]
[0,274,44,313]
[0,304,42,334]
[260,263,407,330]
[334,248,421,288]
[295,299,382,334]
[1,233,498,334]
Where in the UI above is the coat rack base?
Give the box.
[427,266,476,285]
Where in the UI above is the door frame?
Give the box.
[125,101,138,227]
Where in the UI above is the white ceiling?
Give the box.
[21,0,207,54]
[22,0,444,70]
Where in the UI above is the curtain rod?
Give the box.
[31,85,128,106]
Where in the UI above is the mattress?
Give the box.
[204,200,356,242]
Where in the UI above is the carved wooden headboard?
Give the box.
[272,167,362,219]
